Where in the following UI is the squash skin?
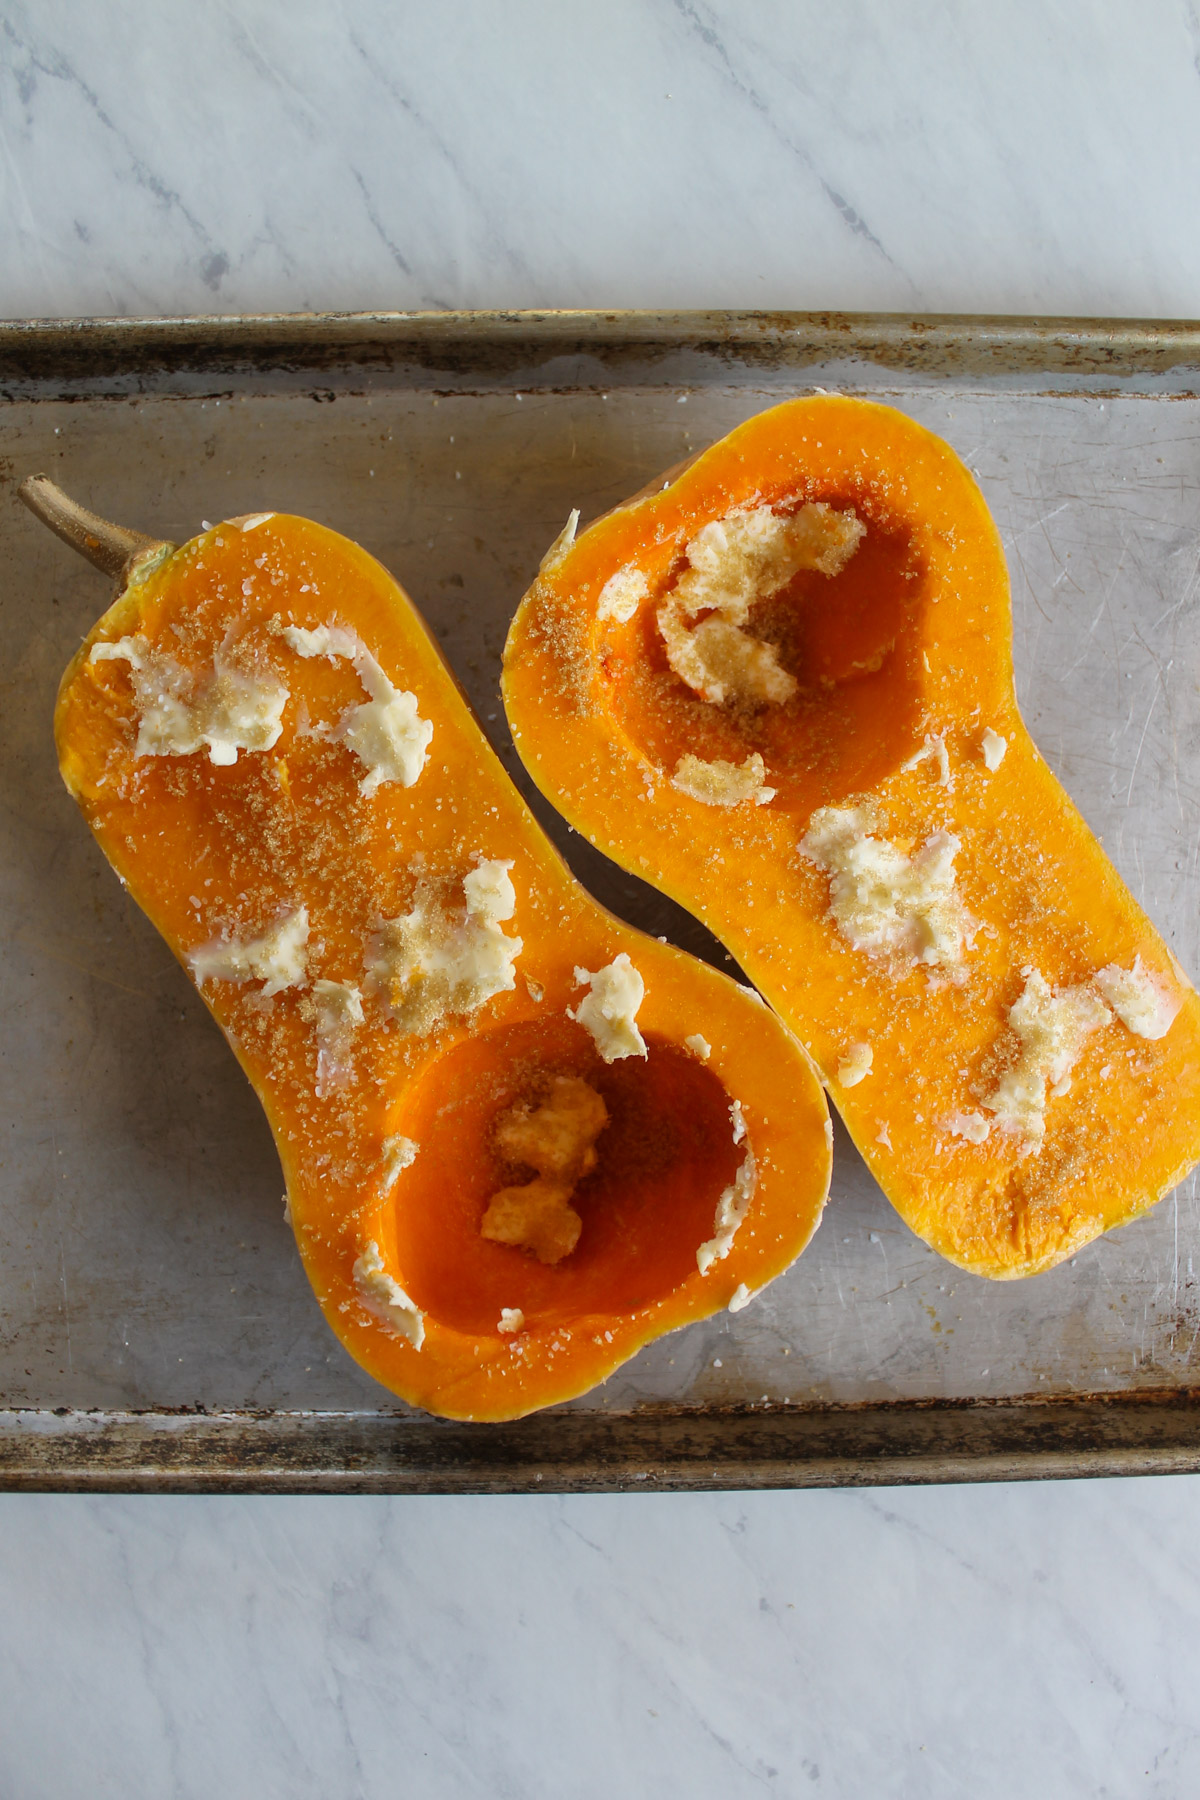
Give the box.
[502,396,1200,1280]
[53,512,831,1421]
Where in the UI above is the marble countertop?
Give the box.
[3,3,1200,1796]
[7,0,1200,321]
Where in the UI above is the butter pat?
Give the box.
[837,1042,873,1087]
[188,906,309,997]
[658,501,864,706]
[696,1100,757,1275]
[671,752,775,807]
[539,510,579,573]
[801,805,973,971]
[980,728,1008,771]
[283,622,432,794]
[368,861,522,1036]
[303,978,364,1096]
[90,634,288,766]
[352,1241,425,1349]
[597,565,649,624]
[570,953,647,1062]
[1095,956,1182,1041]
[283,623,359,660]
[481,1176,583,1264]
[482,1075,608,1264]
[985,969,1111,1151]
[493,1075,608,1184]
[945,1110,990,1144]
[902,733,951,787]
[381,1135,419,1191]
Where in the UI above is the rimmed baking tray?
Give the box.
[2,309,1198,1492]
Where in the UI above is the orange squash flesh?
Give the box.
[502,396,1200,1280]
[51,506,832,1421]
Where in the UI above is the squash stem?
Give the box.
[18,474,171,579]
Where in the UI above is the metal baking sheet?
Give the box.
[2,310,1199,1491]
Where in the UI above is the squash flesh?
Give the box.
[502,397,1200,1279]
[54,512,832,1419]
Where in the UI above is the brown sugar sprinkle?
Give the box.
[525,583,592,715]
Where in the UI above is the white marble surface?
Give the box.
[4,0,1200,320]
[2,1480,1200,1798]
[4,2,1200,1795]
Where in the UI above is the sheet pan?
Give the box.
[1,310,1198,1490]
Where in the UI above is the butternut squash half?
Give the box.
[26,476,831,1422]
[502,397,1200,1280]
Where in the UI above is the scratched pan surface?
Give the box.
[1,314,1198,1488]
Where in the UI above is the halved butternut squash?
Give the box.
[26,476,831,1421]
[502,397,1200,1279]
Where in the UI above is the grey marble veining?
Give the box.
[2,1479,1200,1799]
[4,3,1200,1796]
[3,0,1200,320]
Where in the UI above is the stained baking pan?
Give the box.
[1,309,1198,1492]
